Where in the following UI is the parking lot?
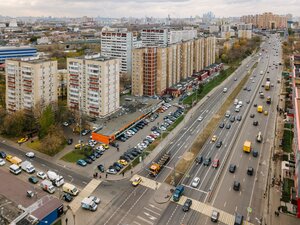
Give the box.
[72,102,184,175]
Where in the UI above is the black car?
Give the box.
[203,157,211,166]
[67,138,73,145]
[125,153,135,160]
[0,151,6,159]
[229,164,236,173]
[96,149,104,155]
[97,164,105,172]
[62,193,73,202]
[120,155,131,162]
[219,123,225,128]
[182,199,192,212]
[84,158,92,164]
[129,151,139,157]
[247,167,254,176]
[88,154,96,161]
[113,162,124,169]
[250,114,255,118]
[233,181,240,191]
[225,124,231,129]
[195,156,203,164]
[253,103,257,107]
[216,141,222,148]
[237,115,242,121]
[230,116,235,122]
[253,121,258,126]
[252,150,258,157]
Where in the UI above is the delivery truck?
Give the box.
[62,183,79,196]
[47,170,64,187]
[243,141,252,153]
[81,197,98,211]
[149,152,170,177]
[41,180,56,194]
[20,160,35,174]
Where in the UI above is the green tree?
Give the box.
[1,111,27,137]
[38,105,55,138]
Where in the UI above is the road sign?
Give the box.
[247,207,252,213]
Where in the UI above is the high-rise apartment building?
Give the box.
[132,47,167,96]
[5,58,58,113]
[141,28,197,46]
[241,13,287,29]
[132,37,212,97]
[67,54,120,118]
[204,37,216,68]
[101,27,137,77]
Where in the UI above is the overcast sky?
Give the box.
[1,0,299,18]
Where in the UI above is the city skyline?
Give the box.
[0,0,299,18]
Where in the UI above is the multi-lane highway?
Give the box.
[95,39,265,225]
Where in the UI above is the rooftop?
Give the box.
[94,96,162,136]
[73,53,117,62]
[0,46,36,51]
[7,57,54,64]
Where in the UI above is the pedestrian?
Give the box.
[122,172,124,177]
[96,172,98,178]
[131,170,133,175]
[117,147,119,152]
[105,173,108,178]
[99,174,102,179]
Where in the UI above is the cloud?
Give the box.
[0,0,298,18]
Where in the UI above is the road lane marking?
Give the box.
[166,205,178,225]
[149,204,162,211]
[181,184,209,194]
[235,206,238,211]
[137,216,153,225]
[133,221,141,225]
[144,207,161,216]
[224,201,227,207]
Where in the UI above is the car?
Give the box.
[234,78,237,81]
[25,152,35,158]
[247,87,251,91]
[106,168,117,175]
[88,154,96,161]
[6,154,13,162]
[63,121,69,127]
[212,159,220,168]
[250,114,255,118]
[211,135,217,142]
[151,126,158,131]
[17,137,28,144]
[84,158,92,164]
[198,116,203,122]
[264,111,268,115]
[195,156,203,164]
[28,176,39,184]
[88,196,101,204]
[120,155,131,162]
[237,115,242,121]
[203,157,211,166]
[253,150,258,157]
[0,151,6,159]
[253,121,259,126]
[229,164,236,173]
[219,123,224,128]
[113,162,124,169]
[246,100,250,104]
[77,159,87,166]
[110,142,119,148]
[62,193,73,202]
[67,138,73,145]
[36,171,47,179]
[75,143,85,149]
[191,177,200,188]
[253,103,257,107]
[225,124,231,129]
[230,116,235,122]
[216,141,222,148]
[182,199,192,212]
[247,167,254,176]
[132,177,142,186]
[97,164,105,172]
[211,210,220,222]
[233,181,240,191]
[160,126,167,131]
[118,159,128,166]
[0,159,5,166]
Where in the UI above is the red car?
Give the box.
[212,159,220,168]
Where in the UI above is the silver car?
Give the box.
[191,177,200,188]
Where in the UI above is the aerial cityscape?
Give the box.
[0,1,299,225]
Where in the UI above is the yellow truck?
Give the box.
[149,152,170,177]
[6,155,22,165]
[243,141,252,153]
[257,105,263,113]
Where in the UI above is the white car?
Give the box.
[26,152,35,158]
[0,159,5,166]
[160,126,167,131]
[37,171,47,179]
[198,116,203,121]
[88,196,101,204]
[191,177,200,188]
[63,121,69,127]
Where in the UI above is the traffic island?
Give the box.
[153,183,174,204]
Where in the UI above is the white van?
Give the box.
[238,101,243,106]
[234,99,238,105]
[235,105,241,112]
[256,131,263,143]
[10,164,22,175]
[62,183,79,196]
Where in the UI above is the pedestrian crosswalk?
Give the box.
[130,175,161,190]
[69,179,102,212]
[132,203,163,225]
[174,196,255,225]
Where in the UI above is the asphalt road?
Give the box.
[94,39,263,225]
[157,34,282,225]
